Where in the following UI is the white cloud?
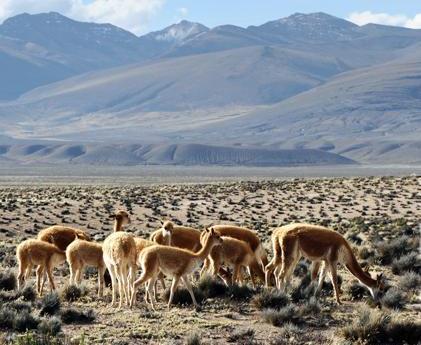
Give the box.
[178,7,188,17]
[348,11,421,29]
[0,0,165,34]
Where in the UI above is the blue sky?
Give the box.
[148,0,421,31]
[1,0,420,34]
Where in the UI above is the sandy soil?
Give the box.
[0,176,420,344]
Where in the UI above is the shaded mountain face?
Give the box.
[0,12,146,100]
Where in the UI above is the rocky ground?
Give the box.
[0,176,420,344]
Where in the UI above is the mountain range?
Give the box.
[0,12,420,165]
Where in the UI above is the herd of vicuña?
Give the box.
[15,210,385,309]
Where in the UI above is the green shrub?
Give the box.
[0,306,16,329]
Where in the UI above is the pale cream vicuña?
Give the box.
[66,239,105,297]
[16,239,66,295]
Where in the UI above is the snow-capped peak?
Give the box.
[153,20,209,43]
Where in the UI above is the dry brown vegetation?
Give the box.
[0,176,420,344]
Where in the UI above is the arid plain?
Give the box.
[0,176,420,344]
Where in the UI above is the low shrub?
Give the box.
[290,274,314,302]
[20,286,37,302]
[13,310,40,332]
[60,307,95,324]
[341,305,421,344]
[163,287,205,307]
[185,332,202,345]
[391,253,419,275]
[380,288,407,310]
[398,272,420,292]
[38,316,62,336]
[346,281,369,301]
[298,297,321,316]
[261,306,300,327]
[61,284,87,302]
[252,290,289,310]
[227,328,258,344]
[375,236,411,265]
[293,261,309,277]
[0,269,17,291]
[226,284,255,301]
[40,292,61,316]
[197,276,227,298]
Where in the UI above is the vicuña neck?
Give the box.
[193,237,214,259]
[113,219,123,232]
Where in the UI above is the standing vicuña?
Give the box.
[103,232,137,308]
[66,239,106,297]
[266,223,384,304]
[16,239,66,295]
[38,225,90,251]
[131,228,223,310]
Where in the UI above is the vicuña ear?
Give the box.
[160,220,165,226]
[210,227,215,235]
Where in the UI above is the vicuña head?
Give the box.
[110,210,131,232]
[159,220,174,238]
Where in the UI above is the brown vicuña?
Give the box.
[132,228,223,310]
[150,220,201,251]
[38,225,90,251]
[200,230,264,287]
[209,225,268,270]
[103,231,137,308]
[265,226,320,288]
[66,238,106,297]
[16,239,66,295]
[265,223,384,304]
